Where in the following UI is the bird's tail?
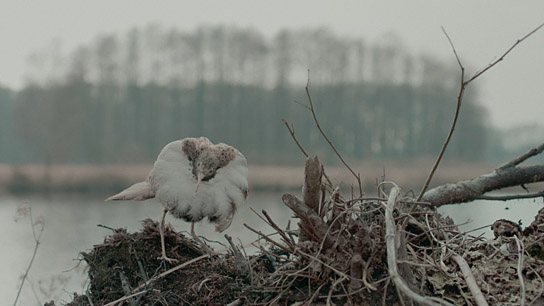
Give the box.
[105,181,155,201]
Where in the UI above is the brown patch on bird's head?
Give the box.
[214,144,236,167]
[182,137,212,161]
[181,139,238,188]
[193,144,236,184]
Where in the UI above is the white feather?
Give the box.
[146,140,248,231]
[105,181,154,201]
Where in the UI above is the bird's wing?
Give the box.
[221,150,248,195]
[212,150,249,232]
[150,140,196,210]
[235,151,249,198]
[105,180,155,201]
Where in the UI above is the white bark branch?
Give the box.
[452,254,489,306]
[422,165,544,207]
[385,187,454,306]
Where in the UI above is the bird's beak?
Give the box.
[195,174,203,192]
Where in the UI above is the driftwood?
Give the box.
[282,194,334,249]
[422,144,544,207]
[293,156,325,244]
[422,164,544,206]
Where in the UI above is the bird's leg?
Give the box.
[157,209,178,263]
[191,222,214,256]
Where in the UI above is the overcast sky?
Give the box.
[1,1,543,129]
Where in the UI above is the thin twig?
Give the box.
[416,28,465,202]
[514,236,526,306]
[282,118,309,158]
[452,254,489,306]
[262,210,296,247]
[468,22,544,83]
[499,142,544,169]
[13,208,44,306]
[282,118,334,187]
[132,253,210,292]
[103,290,149,306]
[243,223,293,253]
[304,72,363,197]
[527,265,544,306]
[476,190,544,201]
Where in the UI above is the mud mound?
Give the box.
[65,219,248,306]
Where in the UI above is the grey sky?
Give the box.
[1,1,543,128]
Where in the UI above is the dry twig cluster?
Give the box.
[52,155,544,305]
[245,157,544,305]
[47,22,544,306]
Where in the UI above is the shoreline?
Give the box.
[0,161,495,195]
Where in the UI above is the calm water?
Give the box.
[2,192,542,305]
[1,191,291,305]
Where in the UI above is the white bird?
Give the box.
[106,137,248,262]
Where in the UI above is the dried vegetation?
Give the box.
[48,154,544,306]
[46,22,544,306]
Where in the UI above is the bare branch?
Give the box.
[291,98,312,111]
[282,193,334,248]
[442,27,464,71]
[477,190,544,201]
[243,223,293,254]
[304,73,363,197]
[422,165,544,207]
[417,28,466,202]
[262,210,296,248]
[468,22,544,83]
[499,142,544,169]
[417,23,544,201]
[132,253,210,292]
[282,118,309,158]
[283,119,337,189]
[103,290,149,306]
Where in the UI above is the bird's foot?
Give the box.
[157,254,179,264]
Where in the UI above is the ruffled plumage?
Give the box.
[107,137,248,232]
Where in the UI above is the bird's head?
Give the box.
[194,152,220,192]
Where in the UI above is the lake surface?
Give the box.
[2,192,542,305]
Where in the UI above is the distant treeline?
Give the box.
[0,25,488,165]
